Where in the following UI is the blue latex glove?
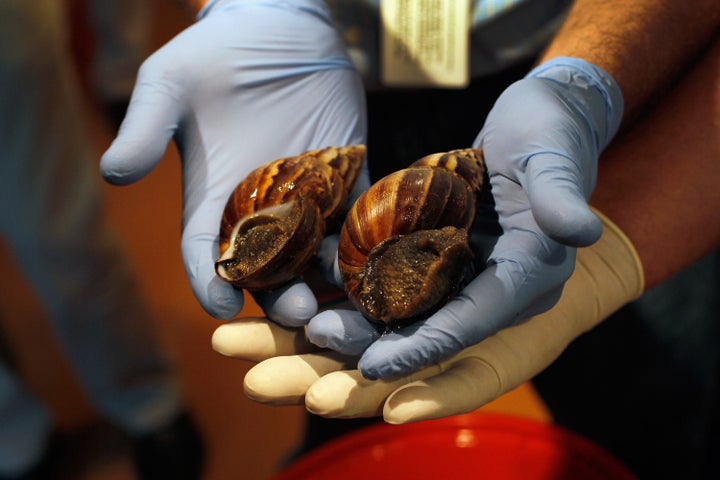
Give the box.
[100,0,368,323]
[308,57,623,379]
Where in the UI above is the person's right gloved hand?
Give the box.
[306,57,625,379]
[100,0,368,323]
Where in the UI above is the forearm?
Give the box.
[590,36,720,289]
[539,0,720,123]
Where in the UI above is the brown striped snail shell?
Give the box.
[338,148,486,325]
[215,145,366,291]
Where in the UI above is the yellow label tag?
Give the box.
[381,0,470,88]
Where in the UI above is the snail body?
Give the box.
[215,145,366,291]
[338,148,486,325]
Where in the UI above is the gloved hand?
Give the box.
[100,0,368,322]
[305,57,625,378]
[213,208,644,423]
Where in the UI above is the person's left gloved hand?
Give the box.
[213,209,643,422]
[100,0,368,323]
[305,57,624,379]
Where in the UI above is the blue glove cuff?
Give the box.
[527,57,624,151]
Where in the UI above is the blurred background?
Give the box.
[0,1,550,478]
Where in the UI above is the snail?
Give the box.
[215,145,366,291]
[338,148,486,326]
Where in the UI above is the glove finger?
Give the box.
[305,364,442,419]
[382,357,502,424]
[251,278,318,327]
[525,152,602,246]
[211,317,319,362]
[307,309,383,355]
[100,61,183,185]
[181,230,245,319]
[244,352,356,405]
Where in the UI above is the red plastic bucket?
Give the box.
[274,413,637,480]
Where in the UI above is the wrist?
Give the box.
[527,57,624,151]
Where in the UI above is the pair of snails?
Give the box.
[215,145,486,326]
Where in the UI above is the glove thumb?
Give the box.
[100,62,183,185]
[525,152,602,247]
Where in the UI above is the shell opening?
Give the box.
[215,202,301,285]
[354,226,473,325]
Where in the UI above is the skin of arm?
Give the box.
[591,35,720,289]
[540,1,720,288]
[540,0,720,123]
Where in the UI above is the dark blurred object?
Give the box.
[131,412,204,480]
[66,0,141,132]
[101,99,130,132]
[0,421,129,480]
[0,412,204,480]
[0,3,199,478]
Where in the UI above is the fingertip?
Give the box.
[305,311,337,349]
[358,349,435,381]
[253,279,318,327]
[524,153,602,247]
[211,317,278,359]
[304,375,344,417]
[307,310,379,355]
[246,353,352,406]
[243,357,312,405]
[306,369,392,419]
[201,276,245,320]
[99,128,171,186]
[358,355,386,380]
[562,206,602,246]
[383,385,431,425]
[358,325,432,380]
[243,359,302,404]
[242,363,267,400]
[210,323,235,356]
[359,360,416,382]
[534,201,602,247]
[99,146,147,186]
